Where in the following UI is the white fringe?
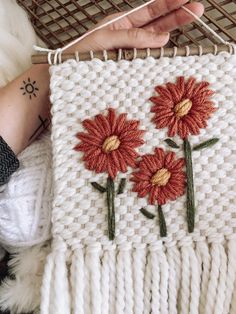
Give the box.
[40,240,236,314]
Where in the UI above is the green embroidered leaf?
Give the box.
[91,182,106,193]
[107,177,115,240]
[117,178,126,195]
[164,138,180,149]
[158,205,167,237]
[193,138,219,151]
[184,139,195,233]
[140,208,155,219]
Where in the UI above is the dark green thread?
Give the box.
[184,139,195,233]
[164,138,180,149]
[140,208,155,219]
[193,138,219,151]
[91,182,106,193]
[158,205,167,237]
[117,178,126,194]
[107,177,115,240]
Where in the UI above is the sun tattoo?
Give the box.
[20,78,39,99]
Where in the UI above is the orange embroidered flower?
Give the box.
[74,108,145,179]
[131,148,185,205]
[150,77,216,139]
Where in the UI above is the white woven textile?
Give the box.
[0,135,52,248]
[42,51,236,314]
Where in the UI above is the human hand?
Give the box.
[68,0,204,53]
[0,0,204,156]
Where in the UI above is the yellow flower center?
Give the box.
[174,99,192,118]
[151,168,171,186]
[102,135,121,153]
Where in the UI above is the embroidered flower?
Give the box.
[131,148,185,237]
[131,148,185,205]
[150,77,218,233]
[150,76,216,139]
[75,108,144,179]
[75,108,145,240]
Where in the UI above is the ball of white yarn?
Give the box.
[0,135,52,249]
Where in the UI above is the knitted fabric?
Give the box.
[0,135,52,249]
[42,51,236,314]
[0,136,19,186]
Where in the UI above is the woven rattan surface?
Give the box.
[17,0,236,49]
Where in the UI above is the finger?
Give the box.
[74,28,170,52]
[102,0,190,30]
[144,2,204,33]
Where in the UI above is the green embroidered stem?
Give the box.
[184,139,195,233]
[117,178,126,194]
[140,208,155,219]
[164,138,180,149]
[193,138,219,151]
[157,205,167,237]
[107,176,115,240]
[91,182,106,193]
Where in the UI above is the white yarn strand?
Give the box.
[143,251,152,314]
[214,245,227,314]
[204,243,221,314]
[101,248,110,314]
[133,245,146,314]
[166,247,178,314]
[123,248,134,314]
[224,239,236,314]
[70,249,85,314]
[88,245,102,314]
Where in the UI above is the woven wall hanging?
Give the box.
[34,2,236,313]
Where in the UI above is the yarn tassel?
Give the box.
[179,245,191,314]
[149,244,161,314]
[108,248,116,314]
[204,243,221,314]
[40,253,55,314]
[159,250,169,314]
[224,240,236,314]
[189,246,200,314]
[196,241,211,314]
[133,245,146,314]
[40,240,236,314]
[214,244,227,314]
[166,246,180,314]
[101,247,110,314]
[143,250,152,314]
[115,249,125,313]
[87,244,102,314]
[70,248,85,314]
[123,246,134,314]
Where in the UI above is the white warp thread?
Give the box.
[41,51,236,313]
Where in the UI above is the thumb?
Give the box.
[67,28,170,53]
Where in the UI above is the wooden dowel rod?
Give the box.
[31,44,234,64]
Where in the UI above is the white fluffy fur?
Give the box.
[0,1,49,313]
[0,243,50,314]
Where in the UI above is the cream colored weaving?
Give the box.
[40,50,236,314]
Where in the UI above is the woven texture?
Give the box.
[40,50,236,314]
[50,52,236,246]
[0,137,19,186]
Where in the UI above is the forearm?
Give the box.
[0,64,50,155]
